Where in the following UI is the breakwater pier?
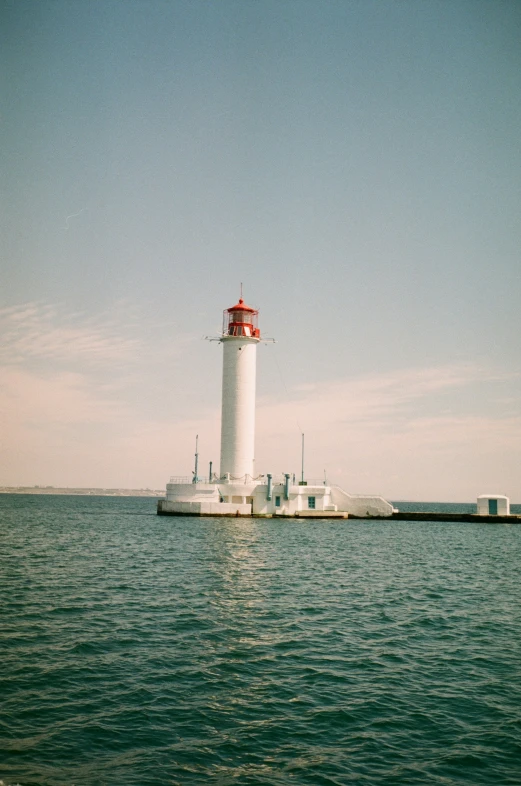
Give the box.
[157,504,520,523]
[359,511,520,523]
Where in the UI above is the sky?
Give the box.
[1,0,520,501]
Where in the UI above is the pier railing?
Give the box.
[167,476,388,494]
[168,476,210,485]
[167,475,335,486]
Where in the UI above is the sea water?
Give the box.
[1,494,520,785]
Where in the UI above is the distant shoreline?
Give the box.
[1,489,518,508]
[0,487,163,497]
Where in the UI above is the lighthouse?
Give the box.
[219,297,260,480]
[158,294,394,518]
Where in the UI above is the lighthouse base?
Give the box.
[157,477,393,518]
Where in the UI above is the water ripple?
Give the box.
[1,496,521,785]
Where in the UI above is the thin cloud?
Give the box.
[257,363,490,433]
[0,301,197,367]
[251,364,521,498]
[0,300,204,485]
[0,302,142,365]
[0,367,128,426]
[64,207,87,231]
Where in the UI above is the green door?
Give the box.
[488,499,498,515]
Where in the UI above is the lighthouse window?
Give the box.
[275,496,281,507]
[231,311,252,324]
[308,496,316,509]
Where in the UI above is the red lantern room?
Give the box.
[222,298,260,339]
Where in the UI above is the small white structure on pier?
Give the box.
[158,295,393,518]
[477,494,510,516]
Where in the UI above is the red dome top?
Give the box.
[226,298,256,313]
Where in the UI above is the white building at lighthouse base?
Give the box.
[157,475,393,518]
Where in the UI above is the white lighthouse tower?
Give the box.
[219,297,260,481]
